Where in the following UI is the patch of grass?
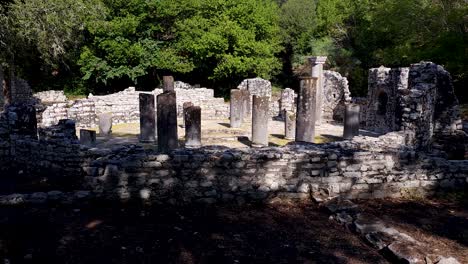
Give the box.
[67,94,87,101]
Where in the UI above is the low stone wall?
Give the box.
[38,87,229,128]
[1,107,466,203]
[33,90,67,103]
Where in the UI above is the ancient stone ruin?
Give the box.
[0,61,466,208]
[365,62,465,158]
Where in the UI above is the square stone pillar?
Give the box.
[182,102,194,128]
[296,77,318,143]
[308,56,327,126]
[343,103,360,140]
[230,89,243,128]
[184,105,202,148]
[80,129,97,146]
[139,93,156,142]
[284,110,296,140]
[157,91,178,153]
[163,76,175,92]
[241,89,251,122]
[251,95,269,147]
[98,113,112,137]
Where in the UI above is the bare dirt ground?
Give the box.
[0,201,387,264]
[355,195,468,263]
[0,196,466,264]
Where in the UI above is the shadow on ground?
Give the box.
[0,202,387,264]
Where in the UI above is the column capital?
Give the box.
[308,56,327,65]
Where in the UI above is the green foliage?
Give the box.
[0,0,466,101]
[165,0,282,82]
[7,0,105,67]
[78,0,282,93]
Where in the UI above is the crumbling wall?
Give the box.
[366,66,409,133]
[237,77,272,98]
[11,78,33,104]
[39,86,229,128]
[322,70,351,122]
[33,90,67,103]
[402,62,465,156]
[2,111,467,203]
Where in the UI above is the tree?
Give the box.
[167,0,282,85]
[0,0,105,93]
[78,0,193,90]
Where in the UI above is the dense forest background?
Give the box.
[0,0,466,100]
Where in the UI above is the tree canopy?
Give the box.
[0,0,466,99]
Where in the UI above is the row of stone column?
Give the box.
[294,77,360,142]
[229,76,360,146]
[139,76,201,153]
[230,89,270,147]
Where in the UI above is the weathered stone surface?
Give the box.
[80,129,96,146]
[308,56,327,125]
[33,90,67,103]
[230,89,243,128]
[323,198,358,213]
[284,110,296,140]
[280,88,296,118]
[139,93,156,142]
[387,241,426,264]
[241,89,251,121]
[251,96,269,147]
[98,113,112,136]
[436,257,461,264]
[157,91,178,152]
[343,103,360,139]
[237,77,272,98]
[182,102,194,128]
[366,66,408,133]
[323,70,351,121]
[296,77,317,143]
[163,76,175,92]
[184,105,202,148]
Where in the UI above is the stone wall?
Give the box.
[322,70,351,122]
[33,90,67,103]
[366,67,409,133]
[11,78,33,104]
[39,87,229,128]
[1,106,467,203]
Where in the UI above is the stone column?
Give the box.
[251,95,269,147]
[230,89,243,128]
[308,56,327,125]
[284,110,296,140]
[182,102,194,128]
[295,77,317,143]
[157,91,178,153]
[80,129,96,146]
[98,113,112,137]
[343,103,360,140]
[139,93,156,142]
[241,89,251,122]
[163,76,175,92]
[185,105,202,148]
